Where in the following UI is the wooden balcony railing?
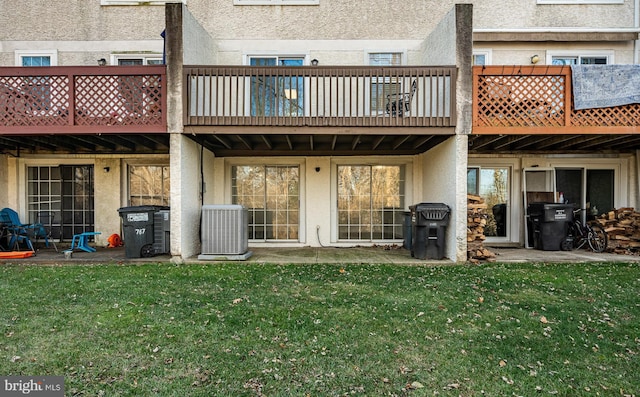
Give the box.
[184,66,456,128]
[0,65,166,134]
[473,65,640,134]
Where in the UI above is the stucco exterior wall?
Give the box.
[0,155,7,208]
[182,6,218,65]
[420,137,467,262]
[422,6,458,65]
[483,41,637,65]
[170,134,202,261]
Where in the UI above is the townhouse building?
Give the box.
[1,0,638,261]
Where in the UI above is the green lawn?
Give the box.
[1,261,638,396]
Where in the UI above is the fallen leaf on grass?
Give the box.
[540,316,548,324]
[232,298,243,304]
[499,359,507,367]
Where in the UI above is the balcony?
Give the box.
[184,66,456,131]
[473,65,640,135]
[0,65,166,134]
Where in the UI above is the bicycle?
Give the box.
[561,208,608,253]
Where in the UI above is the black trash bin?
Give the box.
[409,203,451,260]
[527,203,573,251]
[118,205,169,258]
[403,211,412,250]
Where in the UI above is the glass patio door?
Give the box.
[27,165,94,240]
[249,57,304,117]
[468,166,510,240]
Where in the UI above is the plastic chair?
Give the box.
[0,208,35,252]
[35,211,58,252]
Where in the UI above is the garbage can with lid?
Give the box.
[118,205,169,258]
[527,203,573,251]
[409,203,451,260]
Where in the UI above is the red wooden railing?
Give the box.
[473,65,640,134]
[0,65,166,134]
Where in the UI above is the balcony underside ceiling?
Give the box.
[186,133,452,157]
[469,134,640,153]
[0,133,170,155]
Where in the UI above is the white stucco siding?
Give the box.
[482,41,636,66]
[419,136,467,262]
[0,155,8,208]
[170,134,202,260]
[472,1,635,29]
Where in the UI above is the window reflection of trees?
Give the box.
[129,165,170,206]
[338,165,404,240]
[232,165,299,240]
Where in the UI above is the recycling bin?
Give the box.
[527,203,573,251]
[409,203,451,260]
[117,205,169,258]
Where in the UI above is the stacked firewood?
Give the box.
[592,207,640,255]
[467,194,496,262]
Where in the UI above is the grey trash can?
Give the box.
[409,203,451,260]
[118,205,169,258]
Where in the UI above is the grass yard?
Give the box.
[0,261,638,396]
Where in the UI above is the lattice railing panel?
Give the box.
[75,74,163,126]
[476,74,566,128]
[571,104,640,127]
[474,65,640,132]
[0,75,70,126]
[0,65,165,132]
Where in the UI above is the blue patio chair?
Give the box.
[0,208,36,252]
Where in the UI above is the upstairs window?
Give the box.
[248,56,304,117]
[368,52,403,115]
[551,55,609,65]
[15,50,57,67]
[115,56,163,66]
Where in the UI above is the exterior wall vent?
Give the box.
[200,204,249,255]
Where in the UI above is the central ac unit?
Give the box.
[199,204,249,258]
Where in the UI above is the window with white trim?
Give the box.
[368,52,403,115]
[101,0,185,5]
[113,55,163,66]
[473,50,491,66]
[128,165,170,206]
[232,165,300,241]
[337,164,406,241]
[550,54,610,65]
[234,0,318,5]
[15,50,57,66]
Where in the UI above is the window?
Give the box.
[129,165,170,206]
[232,165,299,241]
[27,165,94,240]
[467,166,509,238]
[234,0,318,5]
[15,50,57,66]
[114,55,163,66]
[249,56,304,117]
[337,165,405,241]
[473,50,491,66]
[547,50,612,65]
[101,0,186,5]
[368,52,403,114]
[551,56,608,65]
